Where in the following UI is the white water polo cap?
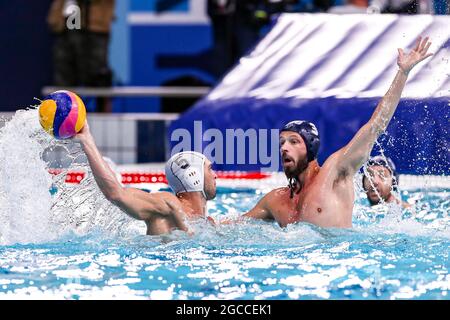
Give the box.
[165,151,207,198]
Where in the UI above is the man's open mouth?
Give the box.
[283,156,294,165]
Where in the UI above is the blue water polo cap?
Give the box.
[280,120,320,162]
[365,155,399,187]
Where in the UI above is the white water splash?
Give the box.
[0,109,145,245]
[0,109,57,244]
[0,109,447,246]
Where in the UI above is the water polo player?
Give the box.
[362,156,410,208]
[72,123,217,235]
[241,37,432,228]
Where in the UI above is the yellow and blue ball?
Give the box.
[39,90,86,139]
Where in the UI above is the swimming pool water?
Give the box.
[0,186,448,300]
[0,109,448,299]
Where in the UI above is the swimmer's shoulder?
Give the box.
[264,187,291,202]
[143,190,182,206]
[154,190,180,202]
[320,151,355,180]
[402,201,413,209]
[391,196,413,209]
[250,187,287,211]
[321,151,341,169]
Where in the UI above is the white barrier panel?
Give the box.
[208,13,450,101]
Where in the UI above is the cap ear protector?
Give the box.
[280,120,320,162]
[362,156,399,192]
[165,151,207,198]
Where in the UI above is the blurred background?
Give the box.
[0,0,448,173]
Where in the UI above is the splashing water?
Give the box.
[0,109,448,299]
[0,186,447,299]
[0,109,145,245]
[0,109,57,244]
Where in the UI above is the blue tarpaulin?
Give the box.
[169,14,450,174]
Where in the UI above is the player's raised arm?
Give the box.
[336,37,433,174]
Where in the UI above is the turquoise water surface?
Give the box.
[0,110,448,299]
[0,186,448,300]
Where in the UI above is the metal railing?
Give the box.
[0,112,180,165]
[41,86,211,98]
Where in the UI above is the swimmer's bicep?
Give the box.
[335,124,378,174]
